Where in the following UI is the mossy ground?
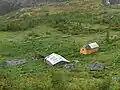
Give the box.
[0,0,120,90]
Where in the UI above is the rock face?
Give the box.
[88,62,105,71]
[102,0,120,5]
[0,0,64,15]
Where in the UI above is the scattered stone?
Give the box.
[4,59,27,66]
[88,62,105,71]
[112,76,120,82]
[63,63,76,71]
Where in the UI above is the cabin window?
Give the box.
[82,49,84,51]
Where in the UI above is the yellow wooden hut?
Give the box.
[80,42,99,55]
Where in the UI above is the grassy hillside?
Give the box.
[0,0,120,90]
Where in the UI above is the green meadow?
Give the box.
[0,0,120,90]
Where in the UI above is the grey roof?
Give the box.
[83,42,99,49]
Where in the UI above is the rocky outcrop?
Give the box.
[102,0,120,5]
[0,0,65,15]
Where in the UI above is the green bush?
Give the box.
[97,78,111,90]
[51,71,68,90]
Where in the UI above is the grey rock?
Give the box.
[88,62,105,71]
[112,76,120,82]
[63,63,76,71]
[102,0,120,5]
[4,59,27,66]
[0,0,66,15]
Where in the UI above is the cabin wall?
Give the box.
[80,48,98,54]
[87,48,98,54]
[80,48,88,54]
[45,60,53,66]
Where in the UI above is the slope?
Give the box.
[0,0,120,90]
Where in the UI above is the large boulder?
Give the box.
[88,62,105,71]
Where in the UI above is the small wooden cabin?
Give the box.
[80,42,99,55]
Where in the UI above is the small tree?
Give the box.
[98,78,111,90]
